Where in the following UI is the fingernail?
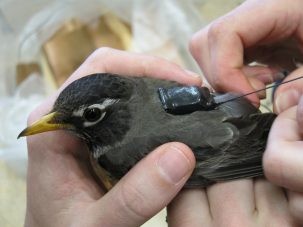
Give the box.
[157,145,191,184]
[275,90,300,113]
[185,69,201,78]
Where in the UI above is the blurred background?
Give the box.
[0,0,244,226]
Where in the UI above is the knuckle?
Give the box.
[86,47,114,64]
[84,47,116,71]
[210,68,227,90]
[189,32,202,57]
[117,181,151,220]
[92,47,114,57]
[211,73,222,89]
[208,19,228,40]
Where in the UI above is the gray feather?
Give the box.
[53,73,276,188]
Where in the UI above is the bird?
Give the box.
[18,73,276,190]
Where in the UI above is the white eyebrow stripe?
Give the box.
[72,106,85,117]
[72,98,119,118]
[102,98,119,107]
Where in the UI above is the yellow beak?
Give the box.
[18,112,73,138]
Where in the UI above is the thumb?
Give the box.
[274,67,303,113]
[92,142,195,227]
[263,106,303,191]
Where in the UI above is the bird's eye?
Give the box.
[83,108,103,122]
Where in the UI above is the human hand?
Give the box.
[24,48,201,227]
[262,67,303,224]
[165,75,300,226]
[167,179,297,226]
[165,95,301,226]
[171,0,303,225]
[189,0,303,105]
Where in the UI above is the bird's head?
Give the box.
[18,73,134,156]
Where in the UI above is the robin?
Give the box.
[18,73,276,190]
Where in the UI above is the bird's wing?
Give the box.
[185,112,276,187]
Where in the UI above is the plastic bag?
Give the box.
[0,74,46,177]
[0,0,208,178]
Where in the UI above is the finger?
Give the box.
[243,66,282,99]
[189,26,212,81]
[26,130,104,218]
[68,47,202,88]
[288,191,303,224]
[242,65,283,84]
[254,178,289,217]
[274,67,303,113]
[167,189,212,227]
[190,24,259,104]
[190,0,301,105]
[247,77,267,99]
[27,103,102,195]
[206,180,255,225]
[245,39,303,72]
[30,47,203,123]
[91,142,195,227]
[264,106,303,191]
[254,179,294,226]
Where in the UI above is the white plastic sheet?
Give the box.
[0,0,210,178]
[0,75,46,177]
[0,0,211,95]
